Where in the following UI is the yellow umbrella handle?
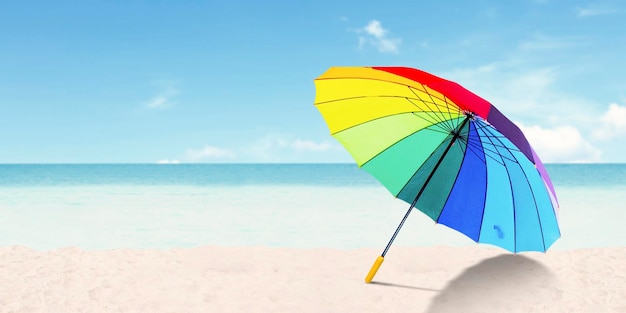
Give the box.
[364,256,385,283]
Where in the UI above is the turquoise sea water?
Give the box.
[0,164,624,250]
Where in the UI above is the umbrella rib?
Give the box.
[471,125,490,245]
[478,124,523,252]
[472,126,506,166]
[382,117,471,257]
[496,146,518,253]
[315,94,447,107]
[430,93,458,132]
[478,141,520,163]
[320,95,461,136]
[405,94,459,118]
[415,125,454,136]
[472,139,513,165]
[479,125,523,164]
[504,148,548,252]
[408,111,457,136]
[404,98,456,131]
[442,95,459,130]
[316,93,461,135]
[450,125,490,241]
[473,123,523,162]
[446,101,461,132]
[359,120,458,168]
[405,98,452,128]
[393,117,468,203]
[474,122,522,166]
[316,76,470,133]
[329,111,453,136]
[315,86,462,127]
[473,123,509,138]
[501,153,525,253]
[522,167,548,252]
[472,122,495,132]
[382,133,453,256]
[436,95,463,129]
[408,87,459,132]
[317,76,464,120]
[463,122,490,163]
[434,123,471,223]
[478,123,546,252]
[460,136,488,165]
[452,127,471,155]
[485,123,553,251]
[449,121,493,167]
[316,96,457,125]
[476,123,498,244]
[314,95,368,105]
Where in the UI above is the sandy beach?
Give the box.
[0,245,623,312]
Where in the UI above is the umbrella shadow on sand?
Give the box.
[425,254,557,313]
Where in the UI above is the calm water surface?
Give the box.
[0,164,624,250]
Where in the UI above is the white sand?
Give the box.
[0,245,624,312]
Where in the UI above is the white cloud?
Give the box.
[291,139,334,152]
[518,33,585,52]
[517,123,601,163]
[593,103,626,139]
[245,134,290,161]
[180,136,342,163]
[577,5,617,18]
[357,20,401,54]
[364,20,386,38]
[241,134,342,162]
[156,159,180,164]
[144,86,179,109]
[186,145,235,161]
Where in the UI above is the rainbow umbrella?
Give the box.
[313,67,560,283]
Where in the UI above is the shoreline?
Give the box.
[1,245,624,312]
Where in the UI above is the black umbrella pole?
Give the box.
[364,202,416,283]
[364,203,414,283]
[365,117,469,284]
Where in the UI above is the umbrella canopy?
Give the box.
[314,66,561,282]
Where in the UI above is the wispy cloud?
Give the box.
[186,145,235,161]
[156,159,180,164]
[593,103,626,140]
[291,139,334,152]
[144,86,179,109]
[356,20,401,54]
[518,33,586,51]
[576,5,617,18]
[242,133,341,162]
[517,123,601,163]
[245,134,290,161]
[443,63,594,127]
[180,136,341,163]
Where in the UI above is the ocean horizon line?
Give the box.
[1,162,624,166]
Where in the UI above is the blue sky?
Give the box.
[1,0,625,163]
